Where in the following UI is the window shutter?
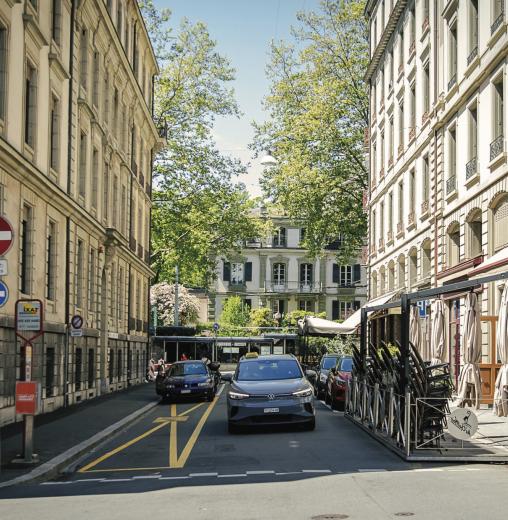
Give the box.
[244,262,252,282]
[332,263,339,284]
[332,300,339,320]
[353,264,361,285]
[223,261,230,282]
[353,300,361,311]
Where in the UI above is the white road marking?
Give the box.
[301,469,332,474]
[131,475,162,479]
[246,470,276,475]
[101,478,132,482]
[217,474,247,478]
[358,469,387,472]
[158,476,190,480]
[189,472,219,477]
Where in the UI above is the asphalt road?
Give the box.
[0,384,506,519]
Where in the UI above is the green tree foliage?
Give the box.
[219,296,251,328]
[140,2,263,286]
[252,0,368,262]
[249,307,276,329]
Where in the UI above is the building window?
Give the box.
[88,348,95,388]
[372,209,377,247]
[0,24,7,121]
[121,185,127,236]
[398,26,404,70]
[422,241,431,278]
[45,347,55,397]
[103,162,109,224]
[110,264,116,318]
[273,263,286,286]
[76,239,84,308]
[372,141,377,181]
[398,181,404,224]
[398,101,404,150]
[299,300,313,312]
[273,227,286,247]
[92,51,100,108]
[231,263,244,284]
[108,348,115,382]
[468,104,478,167]
[113,88,119,138]
[380,131,385,172]
[300,263,313,287]
[103,73,109,124]
[88,248,96,312]
[389,117,394,161]
[372,272,378,298]
[46,221,56,300]
[340,265,352,287]
[468,0,478,58]
[117,267,124,322]
[447,223,460,267]
[398,257,405,288]
[494,77,504,140]
[300,227,306,244]
[409,170,415,209]
[112,175,118,227]
[25,62,37,147]
[91,148,98,209]
[339,301,356,319]
[388,264,395,290]
[80,29,88,90]
[409,250,417,286]
[50,95,60,172]
[388,191,393,232]
[423,63,430,114]
[20,205,32,294]
[75,347,82,390]
[467,211,482,258]
[380,201,385,238]
[494,196,508,252]
[422,156,430,203]
[410,84,416,132]
[448,22,457,88]
[51,0,62,44]
[447,127,457,193]
[79,132,87,198]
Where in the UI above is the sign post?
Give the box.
[14,299,44,465]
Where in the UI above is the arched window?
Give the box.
[447,223,460,266]
[388,261,395,291]
[493,196,508,252]
[422,240,431,278]
[380,267,386,295]
[372,271,378,298]
[398,256,406,288]
[409,249,418,287]
[467,210,482,258]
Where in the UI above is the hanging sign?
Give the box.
[15,299,44,342]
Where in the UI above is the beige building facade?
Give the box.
[0,0,159,425]
[366,0,508,395]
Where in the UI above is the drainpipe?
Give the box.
[63,0,77,407]
[433,0,439,287]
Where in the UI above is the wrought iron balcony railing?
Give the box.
[446,174,456,195]
[466,156,477,180]
[448,74,457,91]
[467,46,478,66]
[491,12,504,34]
[263,281,323,293]
[490,135,504,161]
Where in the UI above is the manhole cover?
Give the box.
[394,513,415,517]
[311,515,349,520]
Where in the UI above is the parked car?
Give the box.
[314,354,341,398]
[159,360,217,402]
[223,353,316,433]
[325,356,353,410]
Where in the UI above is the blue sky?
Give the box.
[155,0,321,196]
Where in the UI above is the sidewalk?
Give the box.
[0,383,159,487]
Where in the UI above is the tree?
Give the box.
[219,296,250,328]
[249,307,276,330]
[150,282,200,326]
[139,2,264,286]
[252,0,368,263]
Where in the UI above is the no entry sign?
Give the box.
[0,216,14,256]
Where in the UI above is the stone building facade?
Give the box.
[211,214,367,323]
[366,0,508,396]
[0,0,159,425]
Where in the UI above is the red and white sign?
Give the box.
[15,381,39,415]
[0,216,14,256]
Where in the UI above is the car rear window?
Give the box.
[339,358,353,372]
[170,363,207,376]
[236,359,303,381]
[321,357,338,369]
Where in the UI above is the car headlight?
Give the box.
[320,374,327,383]
[198,380,212,387]
[166,384,175,389]
[228,391,249,400]
[293,387,313,397]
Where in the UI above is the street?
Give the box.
[0,385,507,519]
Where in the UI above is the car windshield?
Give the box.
[321,357,338,369]
[236,359,303,381]
[170,363,207,376]
[339,358,353,372]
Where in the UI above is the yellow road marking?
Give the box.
[153,416,189,423]
[78,422,168,473]
[82,466,172,473]
[169,404,178,468]
[173,394,221,469]
[178,401,206,417]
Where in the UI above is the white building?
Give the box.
[211,214,367,323]
[0,0,159,425]
[366,0,508,399]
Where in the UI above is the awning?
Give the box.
[298,291,398,336]
[468,247,508,278]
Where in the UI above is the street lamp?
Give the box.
[260,151,278,167]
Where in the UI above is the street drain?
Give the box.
[311,515,349,519]
[395,513,415,517]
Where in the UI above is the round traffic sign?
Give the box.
[447,408,478,440]
[213,322,220,331]
[0,217,14,256]
[71,314,83,329]
[0,280,8,308]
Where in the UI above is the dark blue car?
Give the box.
[161,361,217,402]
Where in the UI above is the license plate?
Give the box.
[181,389,191,394]
[263,407,279,413]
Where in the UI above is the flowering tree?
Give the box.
[150,283,200,326]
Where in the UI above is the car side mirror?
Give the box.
[305,369,317,382]
[221,373,233,382]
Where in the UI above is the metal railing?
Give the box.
[491,11,504,34]
[448,73,457,91]
[490,135,504,161]
[467,46,478,66]
[446,174,456,195]
[466,156,477,180]
[263,281,322,293]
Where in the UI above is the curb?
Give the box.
[0,399,159,489]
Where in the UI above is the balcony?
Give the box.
[466,156,477,180]
[263,281,322,294]
[422,16,429,34]
[490,135,504,161]
[448,74,457,91]
[491,12,504,35]
[229,281,247,292]
[467,46,478,66]
[421,200,429,215]
[446,175,456,195]
[378,237,385,252]
[409,40,416,58]
[409,127,415,142]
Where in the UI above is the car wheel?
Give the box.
[324,390,331,405]
[303,418,316,431]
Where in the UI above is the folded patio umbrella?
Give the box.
[494,284,508,417]
[410,305,423,357]
[456,292,482,409]
[430,299,445,365]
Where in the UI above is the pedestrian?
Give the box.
[180,352,188,361]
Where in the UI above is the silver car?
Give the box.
[223,354,316,433]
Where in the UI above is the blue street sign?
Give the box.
[0,280,8,308]
[213,322,220,331]
[417,300,429,317]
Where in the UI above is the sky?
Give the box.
[155,0,321,197]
